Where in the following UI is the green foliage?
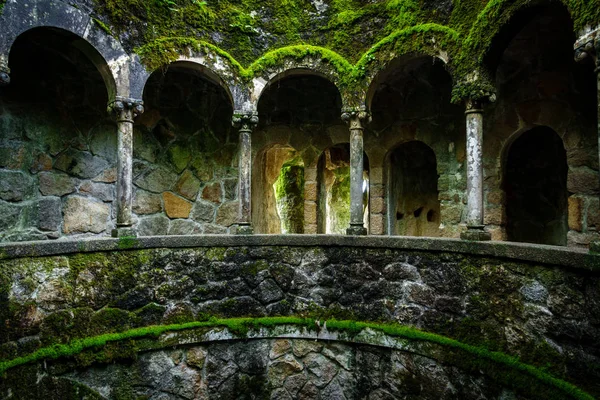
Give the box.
[0,317,594,400]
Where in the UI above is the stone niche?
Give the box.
[0,27,115,242]
[133,64,238,236]
[387,141,440,237]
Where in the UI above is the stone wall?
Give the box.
[1,335,535,400]
[1,238,598,396]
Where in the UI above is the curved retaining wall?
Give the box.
[0,236,599,398]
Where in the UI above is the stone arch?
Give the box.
[385,141,440,237]
[466,0,577,77]
[317,143,370,234]
[142,60,235,111]
[0,0,138,100]
[502,126,568,246]
[253,66,347,111]
[252,144,305,234]
[364,53,451,112]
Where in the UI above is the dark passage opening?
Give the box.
[387,141,440,237]
[504,127,568,246]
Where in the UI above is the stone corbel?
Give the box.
[341,107,372,129]
[108,97,145,119]
[232,111,259,132]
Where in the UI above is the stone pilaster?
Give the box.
[342,108,370,235]
[233,112,259,234]
[108,97,144,238]
[574,30,600,252]
[461,99,491,241]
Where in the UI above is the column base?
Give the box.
[111,227,137,238]
[589,240,600,254]
[346,224,368,236]
[461,226,491,241]
[237,223,254,235]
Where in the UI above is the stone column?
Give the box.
[342,109,370,235]
[109,98,144,238]
[461,99,491,241]
[233,112,259,234]
[575,35,600,251]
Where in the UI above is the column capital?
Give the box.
[0,64,10,87]
[108,97,145,120]
[232,111,259,131]
[341,107,371,129]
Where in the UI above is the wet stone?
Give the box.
[0,170,33,201]
[38,171,77,197]
[62,196,109,234]
[54,149,110,179]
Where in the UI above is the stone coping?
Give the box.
[1,235,598,270]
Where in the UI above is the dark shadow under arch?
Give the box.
[503,126,568,246]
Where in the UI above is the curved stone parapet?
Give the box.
[0,236,599,397]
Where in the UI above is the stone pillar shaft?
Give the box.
[465,104,484,227]
[110,98,144,237]
[461,100,491,241]
[116,107,134,227]
[233,112,258,234]
[342,109,370,235]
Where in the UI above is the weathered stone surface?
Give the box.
[79,181,114,202]
[168,143,192,173]
[30,152,53,173]
[0,144,29,170]
[0,201,21,231]
[0,170,33,201]
[202,182,222,204]
[568,196,583,231]
[216,201,238,227]
[568,167,599,195]
[175,170,201,201]
[222,179,237,201]
[54,149,110,179]
[38,197,61,232]
[270,339,292,360]
[168,219,197,235]
[62,196,110,234]
[187,347,207,369]
[163,192,193,219]
[137,214,170,236]
[91,167,117,183]
[191,200,216,222]
[38,171,77,197]
[135,167,177,193]
[133,190,163,215]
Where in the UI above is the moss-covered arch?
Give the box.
[141,59,236,113]
[364,52,452,112]
[462,0,596,76]
[0,0,134,101]
[356,24,460,108]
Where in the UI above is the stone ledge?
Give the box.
[0,235,598,270]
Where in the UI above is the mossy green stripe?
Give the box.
[0,317,593,400]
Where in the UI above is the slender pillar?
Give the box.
[342,109,370,235]
[461,99,491,241]
[575,36,600,252]
[233,112,259,234]
[109,98,144,238]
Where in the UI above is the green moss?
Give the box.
[117,236,138,250]
[0,317,594,400]
[92,18,114,36]
[205,247,227,261]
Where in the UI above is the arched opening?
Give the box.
[255,72,343,234]
[367,55,463,237]
[503,127,568,246]
[1,27,112,241]
[485,3,596,245]
[253,145,304,234]
[317,144,369,234]
[386,141,440,237]
[137,63,234,235]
